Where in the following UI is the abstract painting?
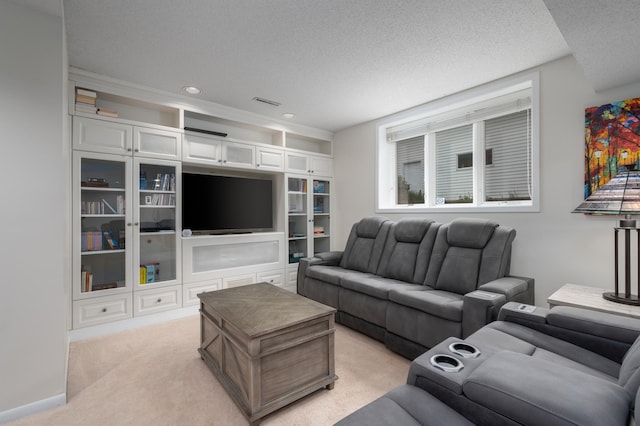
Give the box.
[584,97,640,198]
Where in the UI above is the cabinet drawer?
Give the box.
[73,293,133,329]
[223,273,256,289]
[134,285,182,316]
[183,280,221,306]
[257,270,285,286]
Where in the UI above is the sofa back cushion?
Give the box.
[340,216,391,273]
[620,336,640,399]
[425,218,515,294]
[376,218,439,283]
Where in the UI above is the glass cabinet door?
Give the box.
[135,160,180,288]
[287,176,309,264]
[74,152,132,298]
[312,179,331,255]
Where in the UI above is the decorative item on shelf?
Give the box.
[140,262,160,284]
[573,171,640,305]
[313,181,325,193]
[81,177,109,188]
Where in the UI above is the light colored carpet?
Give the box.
[9,315,410,425]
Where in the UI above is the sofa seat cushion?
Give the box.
[335,385,474,426]
[340,275,424,300]
[389,288,463,322]
[306,265,369,286]
[470,321,621,379]
[463,351,630,426]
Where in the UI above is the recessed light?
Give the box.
[282,113,295,119]
[182,86,202,95]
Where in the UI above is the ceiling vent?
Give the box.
[253,97,281,107]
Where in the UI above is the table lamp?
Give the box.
[573,170,640,305]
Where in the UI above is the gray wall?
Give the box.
[333,56,640,306]
[0,1,68,417]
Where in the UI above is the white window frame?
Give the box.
[376,72,540,213]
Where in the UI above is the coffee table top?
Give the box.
[198,282,336,337]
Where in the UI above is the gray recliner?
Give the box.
[337,303,640,425]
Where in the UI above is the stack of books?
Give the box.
[75,87,97,114]
[74,87,119,118]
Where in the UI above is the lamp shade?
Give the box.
[573,170,640,216]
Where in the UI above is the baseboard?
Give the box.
[69,305,199,342]
[0,393,66,424]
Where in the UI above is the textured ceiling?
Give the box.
[18,1,640,133]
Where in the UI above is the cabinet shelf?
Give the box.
[81,249,126,255]
[81,187,125,192]
[140,230,176,236]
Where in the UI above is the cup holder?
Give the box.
[430,354,464,373]
[448,342,481,359]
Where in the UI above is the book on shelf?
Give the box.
[76,94,96,105]
[76,87,97,98]
[140,262,160,284]
[81,270,92,292]
[102,230,119,249]
[75,102,97,113]
[81,231,103,251]
[101,198,116,214]
[97,108,118,118]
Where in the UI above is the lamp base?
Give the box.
[603,292,640,306]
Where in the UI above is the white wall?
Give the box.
[333,56,640,306]
[0,1,68,419]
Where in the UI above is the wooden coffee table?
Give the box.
[198,282,337,425]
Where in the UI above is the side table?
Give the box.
[547,283,640,319]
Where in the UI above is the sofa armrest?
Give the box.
[462,351,630,426]
[296,251,343,295]
[477,276,534,303]
[497,302,640,362]
[462,291,507,338]
[313,250,343,265]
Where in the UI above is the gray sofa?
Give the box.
[297,216,534,359]
[337,302,640,425]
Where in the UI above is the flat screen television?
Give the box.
[182,173,273,234]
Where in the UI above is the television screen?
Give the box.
[182,173,273,234]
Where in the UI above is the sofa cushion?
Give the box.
[377,219,440,284]
[306,265,365,286]
[463,351,630,426]
[389,288,464,322]
[340,274,423,300]
[335,384,474,426]
[475,321,621,378]
[434,247,482,294]
[447,218,497,248]
[339,216,390,273]
[620,337,640,393]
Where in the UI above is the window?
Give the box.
[377,74,538,212]
[458,149,492,169]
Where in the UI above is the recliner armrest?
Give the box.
[477,276,532,300]
[313,250,343,265]
[462,291,507,338]
[463,351,630,426]
[296,251,343,295]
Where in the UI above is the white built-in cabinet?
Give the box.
[286,174,331,288]
[72,118,183,328]
[69,72,333,331]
